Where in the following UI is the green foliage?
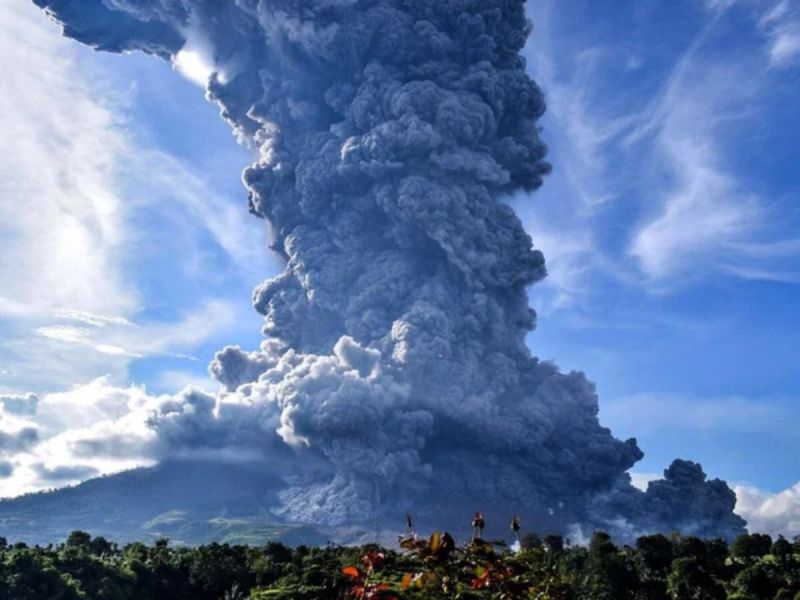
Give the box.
[0,529,797,599]
[731,533,773,562]
[543,534,564,554]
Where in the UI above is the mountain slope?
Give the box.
[0,461,327,546]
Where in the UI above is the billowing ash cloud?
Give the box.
[33,0,745,539]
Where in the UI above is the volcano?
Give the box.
[0,461,326,546]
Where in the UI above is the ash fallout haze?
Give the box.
[0,0,796,543]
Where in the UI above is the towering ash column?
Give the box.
[34,0,745,539]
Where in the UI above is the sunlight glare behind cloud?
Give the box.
[172,28,218,87]
[173,48,214,86]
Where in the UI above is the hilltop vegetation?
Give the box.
[0,524,798,599]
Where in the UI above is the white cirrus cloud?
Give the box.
[0,2,269,395]
[702,0,800,68]
[625,45,799,286]
[520,0,800,304]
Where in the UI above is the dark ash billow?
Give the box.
[33,0,745,541]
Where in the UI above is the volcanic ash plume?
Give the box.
[34,0,745,539]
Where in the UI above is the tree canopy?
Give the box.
[0,530,797,599]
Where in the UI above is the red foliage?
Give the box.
[342,551,397,600]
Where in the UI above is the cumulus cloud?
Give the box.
[0,462,14,479]
[29,0,746,540]
[736,482,800,538]
[0,428,39,454]
[0,394,39,416]
[32,463,99,483]
[0,379,149,496]
[0,376,286,497]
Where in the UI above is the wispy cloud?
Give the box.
[760,1,800,67]
[627,85,764,282]
[0,3,270,495]
[0,3,136,319]
[626,51,799,287]
[711,0,800,68]
[0,2,268,394]
[521,0,800,304]
[518,4,633,311]
[52,310,134,328]
[31,299,238,360]
[529,43,636,210]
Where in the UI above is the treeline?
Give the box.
[0,529,798,599]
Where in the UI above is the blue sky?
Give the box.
[517,0,800,501]
[0,0,798,533]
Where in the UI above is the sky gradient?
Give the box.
[0,0,797,535]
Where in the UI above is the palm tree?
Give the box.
[471,512,485,542]
[511,516,521,548]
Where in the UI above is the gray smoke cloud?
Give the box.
[33,0,745,540]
